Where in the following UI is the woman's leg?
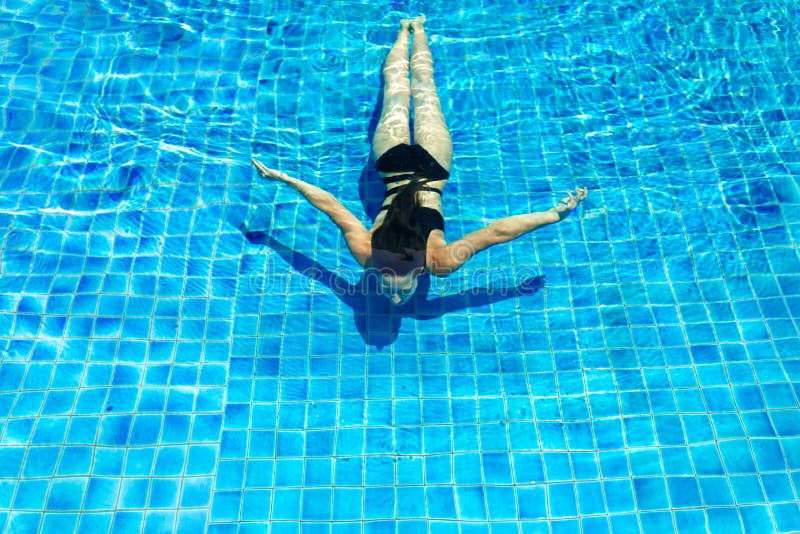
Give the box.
[410,17,452,181]
[372,22,412,162]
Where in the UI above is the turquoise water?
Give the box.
[2,0,800,532]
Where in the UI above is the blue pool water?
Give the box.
[2,0,800,532]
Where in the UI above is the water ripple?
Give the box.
[307,49,347,73]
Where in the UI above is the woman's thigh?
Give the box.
[413,97,452,173]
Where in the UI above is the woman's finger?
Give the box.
[251,158,279,179]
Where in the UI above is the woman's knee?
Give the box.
[378,105,410,127]
[410,50,434,68]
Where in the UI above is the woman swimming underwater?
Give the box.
[251,16,588,305]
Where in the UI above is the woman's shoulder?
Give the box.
[425,231,451,276]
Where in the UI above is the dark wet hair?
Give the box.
[371,179,427,270]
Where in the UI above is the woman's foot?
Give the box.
[400,15,426,33]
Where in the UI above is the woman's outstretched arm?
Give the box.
[428,188,588,276]
[252,159,372,266]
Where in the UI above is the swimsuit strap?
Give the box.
[383,174,444,197]
[379,175,444,215]
[379,188,443,212]
[381,173,415,185]
[382,173,447,187]
[384,184,443,198]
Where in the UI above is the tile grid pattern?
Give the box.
[1,0,800,533]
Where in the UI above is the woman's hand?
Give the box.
[553,187,588,219]
[251,158,290,182]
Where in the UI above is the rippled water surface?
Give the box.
[1,0,800,532]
